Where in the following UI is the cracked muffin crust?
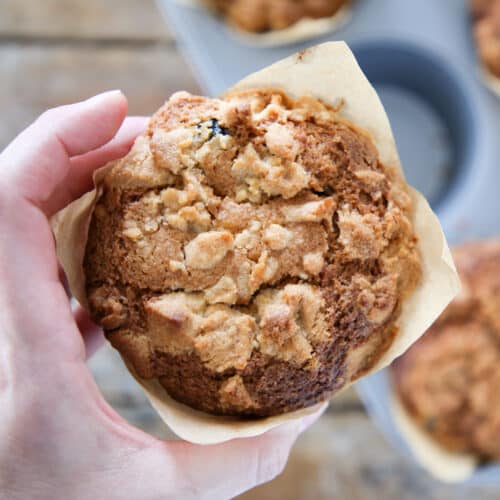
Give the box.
[84,89,421,416]
[471,0,500,78]
[393,241,500,460]
[204,0,350,33]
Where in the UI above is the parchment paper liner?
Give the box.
[480,65,500,98]
[388,241,500,483]
[174,0,351,47]
[390,394,477,483]
[53,42,459,444]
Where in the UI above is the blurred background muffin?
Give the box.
[471,0,500,79]
[392,241,500,461]
[203,0,351,33]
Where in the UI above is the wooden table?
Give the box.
[0,0,199,150]
[2,1,497,497]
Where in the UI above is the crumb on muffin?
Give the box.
[393,241,500,460]
[84,89,421,416]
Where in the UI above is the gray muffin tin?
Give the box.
[157,0,500,483]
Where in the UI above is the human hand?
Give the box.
[0,91,323,500]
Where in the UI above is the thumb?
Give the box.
[0,90,128,216]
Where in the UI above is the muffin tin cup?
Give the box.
[349,40,478,215]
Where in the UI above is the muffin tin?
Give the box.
[157,0,500,482]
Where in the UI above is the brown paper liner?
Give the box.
[53,42,459,444]
[175,0,351,47]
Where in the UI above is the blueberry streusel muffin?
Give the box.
[84,88,421,416]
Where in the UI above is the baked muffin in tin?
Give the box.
[203,0,351,33]
[393,241,500,461]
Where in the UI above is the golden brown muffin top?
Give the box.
[393,241,500,460]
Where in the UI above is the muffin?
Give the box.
[204,0,350,33]
[83,87,422,417]
[393,241,500,461]
[471,0,500,78]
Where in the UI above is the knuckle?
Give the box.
[35,107,64,132]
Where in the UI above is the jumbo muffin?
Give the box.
[393,241,500,460]
[204,0,350,33]
[83,88,422,417]
[471,0,500,78]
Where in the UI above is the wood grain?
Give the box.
[0,44,199,148]
[0,0,172,41]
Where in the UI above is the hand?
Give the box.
[0,91,323,500]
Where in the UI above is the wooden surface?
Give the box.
[3,1,498,498]
[0,0,196,151]
[0,0,173,40]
